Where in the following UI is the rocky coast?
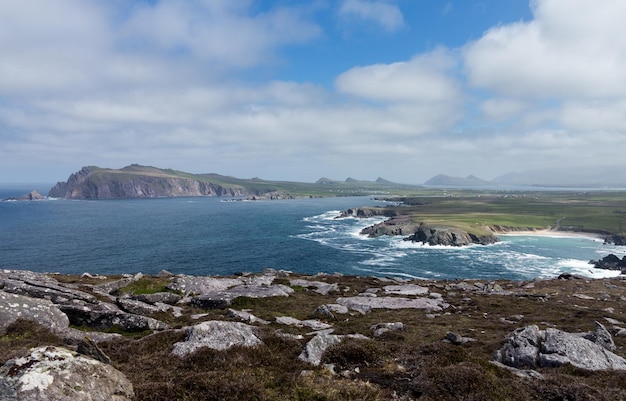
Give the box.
[2,268,626,400]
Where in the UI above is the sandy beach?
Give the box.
[496,229,605,240]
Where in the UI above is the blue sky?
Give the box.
[1,0,625,185]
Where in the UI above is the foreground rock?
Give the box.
[0,346,134,401]
[0,291,70,334]
[336,296,448,314]
[59,303,170,332]
[495,323,626,371]
[172,321,262,357]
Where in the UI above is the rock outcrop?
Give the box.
[591,254,626,273]
[494,323,626,371]
[48,165,250,199]
[171,321,262,357]
[404,223,498,246]
[0,346,134,401]
[3,190,45,201]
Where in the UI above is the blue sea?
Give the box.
[1,188,624,280]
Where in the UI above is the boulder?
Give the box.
[289,279,339,295]
[370,322,404,337]
[275,316,332,331]
[591,254,626,271]
[0,270,97,304]
[298,333,370,366]
[227,309,270,325]
[132,292,181,305]
[383,284,428,296]
[167,276,243,295]
[59,302,170,332]
[494,324,626,371]
[92,273,143,296]
[190,284,294,309]
[171,321,262,357]
[0,291,69,334]
[298,333,343,366]
[336,296,448,314]
[0,346,134,401]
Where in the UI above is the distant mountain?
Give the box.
[426,168,626,188]
[424,174,490,187]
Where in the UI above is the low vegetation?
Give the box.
[364,190,626,237]
[2,273,626,400]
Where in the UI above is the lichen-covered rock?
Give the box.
[132,292,181,305]
[172,321,262,357]
[298,333,370,366]
[336,296,448,314]
[167,275,243,295]
[383,284,428,296]
[189,284,294,308]
[289,279,339,295]
[59,302,170,332]
[495,324,626,371]
[0,291,69,334]
[0,269,97,304]
[0,346,134,401]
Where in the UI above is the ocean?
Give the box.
[1,190,624,280]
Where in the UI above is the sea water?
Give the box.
[0,193,623,280]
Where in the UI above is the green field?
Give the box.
[368,190,626,237]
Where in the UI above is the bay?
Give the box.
[0,194,623,280]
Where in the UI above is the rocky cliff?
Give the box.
[48,165,250,199]
[345,210,499,246]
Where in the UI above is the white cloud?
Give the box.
[335,49,461,104]
[125,0,321,68]
[464,0,626,99]
[338,0,404,32]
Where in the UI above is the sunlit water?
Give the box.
[0,193,623,280]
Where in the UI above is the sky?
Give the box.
[1,0,626,185]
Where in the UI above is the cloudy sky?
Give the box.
[1,0,625,185]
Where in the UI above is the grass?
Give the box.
[359,191,626,236]
[3,273,626,400]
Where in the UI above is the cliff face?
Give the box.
[48,166,249,199]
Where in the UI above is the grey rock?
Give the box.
[228,309,270,325]
[275,316,332,331]
[167,276,243,295]
[116,298,164,316]
[190,284,294,308]
[290,279,339,295]
[616,328,626,338]
[445,332,477,345]
[0,346,134,401]
[495,324,626,371]
[60,302,170,332]
[582,321,616,351]
[0,291,69,334]
[0,270,97,304]
[336,296,448,314]
[76,337,111,364]
[298,333,344,366]
[370,322,404,337]
[172,321,262,357]
[383,284,428,296]
[132,292,181,305]
[313,304,336,319]
[92,273,143,296]
[298,333,370,366]
[490,361,545,380]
